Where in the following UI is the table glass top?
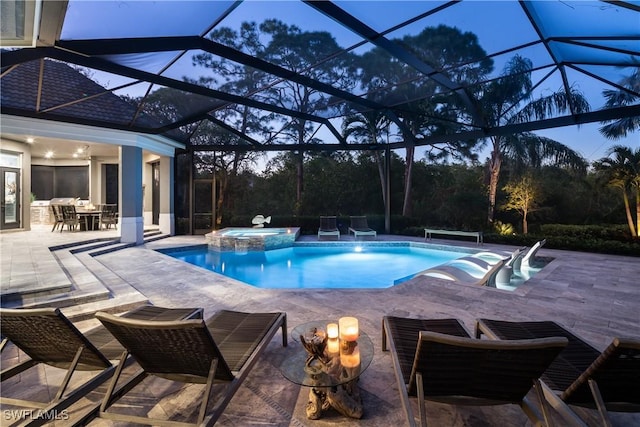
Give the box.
[280,320,374,387]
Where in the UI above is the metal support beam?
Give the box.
[1,47,335,133]
[303,0,485,128]
[384,145,391,234]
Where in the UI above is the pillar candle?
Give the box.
[339,317,359,341]
[327,323,339,339]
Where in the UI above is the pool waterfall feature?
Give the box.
[205,227,300,252]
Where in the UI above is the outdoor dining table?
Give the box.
[76,208,101,231]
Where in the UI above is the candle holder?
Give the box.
[339,317,359,342]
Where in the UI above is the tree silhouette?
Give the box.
[474,55,589,224]
[594,145,640,237]
[599,65,640,139]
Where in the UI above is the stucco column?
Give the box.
[159,155,174,235]
[119,146,144,244]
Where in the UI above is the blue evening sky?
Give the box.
[60,1,639,164]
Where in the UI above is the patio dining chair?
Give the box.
[476,318,640,427]
[99,204,118,230]
[0,306,203,426]
[382,316,567,427]
[94,309,287,426]
[60,204,80,232]
[317,215,340,240]
[49,204,64,232]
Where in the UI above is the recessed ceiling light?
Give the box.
[26,137,34,143]
[73,153,79,158]
[77,147,84,153]
[45,151,54,159]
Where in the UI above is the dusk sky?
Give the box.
[60,1,639,164]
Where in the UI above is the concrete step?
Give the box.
[1,243,72,305]
[14,287,110,310]
[2,236,150,319]
[1,283,73,305]
[143,233,171,243]
[88,242,136,257]
[49,237,118,252]
[60,292,149,322]
[1,230,175,319]
[69,238,121,254]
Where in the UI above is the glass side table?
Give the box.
[280,320,374,419]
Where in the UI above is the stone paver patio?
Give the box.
[1,226,638,426]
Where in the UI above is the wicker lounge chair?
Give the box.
[348,216,376,240]
[382,316,567,427]
[94,309,287,427]
[476,319,640,426]
[419,258,506,287]
[0,306,202,426]
[317,215,340,240]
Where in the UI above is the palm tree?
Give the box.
[593,145,640,237]
[476,55,590,224]
[342,110,391,208]
[599,66,640,139]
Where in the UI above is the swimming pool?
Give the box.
[163,244,467,289]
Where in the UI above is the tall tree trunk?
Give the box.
[374,151,387,207]
[295,119,305,216]
[622,188,637,237]
[402,145,414,217]
[296,150,303,216]
[216,172,227,226]
[522,209,528,234]
[487,139,502,225]
[635,185,640,238]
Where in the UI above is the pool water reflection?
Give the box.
[165,245,465,289]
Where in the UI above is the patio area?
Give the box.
[1,226,639,426]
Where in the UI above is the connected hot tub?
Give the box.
[205,227,300,251]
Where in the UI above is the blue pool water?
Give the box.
[165,245,465,289]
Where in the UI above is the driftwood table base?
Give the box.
[306,381,363,419]
[304,361,363,419]
[283,322,374,421]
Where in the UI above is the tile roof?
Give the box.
[1,58,164,129]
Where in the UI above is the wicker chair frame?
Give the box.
[382,316,567,427]
[94,309,287,427]
[476,318,640,426]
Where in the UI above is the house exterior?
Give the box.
[1,59,184,243]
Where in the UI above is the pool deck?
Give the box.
[1,226,639,426]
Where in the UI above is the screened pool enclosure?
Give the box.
[1,1,638,234]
